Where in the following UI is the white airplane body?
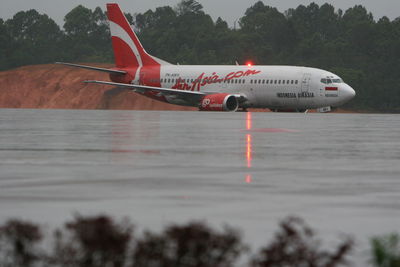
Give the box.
[58,3,355,112]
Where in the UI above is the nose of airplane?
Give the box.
[341,84,356,102]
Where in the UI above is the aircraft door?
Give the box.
[301,73,311,92]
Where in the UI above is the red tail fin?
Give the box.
[107,3,164,68]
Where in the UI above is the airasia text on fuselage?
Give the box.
[171,69,261,91]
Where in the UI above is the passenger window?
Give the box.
[278,80,281,84]
[262,80,265,84]
[282,80,285,84]
[274,80,277,84]
[295,80,298,84]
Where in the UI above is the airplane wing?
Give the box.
[84,80,206,106]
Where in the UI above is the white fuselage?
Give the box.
[150,65,355,110]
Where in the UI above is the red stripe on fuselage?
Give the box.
[325,87,338,91]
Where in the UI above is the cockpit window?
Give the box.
[321,77,343,84]
[321,78,333,84]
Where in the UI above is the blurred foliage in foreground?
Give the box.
[0,215,356,267]
[0,0,399,112]
[371,234,400,267]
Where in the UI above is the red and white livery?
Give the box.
[58,3,355,112]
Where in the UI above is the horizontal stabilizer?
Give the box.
[56,62,126,75]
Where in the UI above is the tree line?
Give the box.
[1,214,399,266]
[0,0,399,112]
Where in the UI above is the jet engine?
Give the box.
[199,93,239,112]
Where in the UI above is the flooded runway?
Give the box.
[0,109,399,265]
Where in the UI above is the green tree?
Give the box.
[175,0,204,16]
[0,19,9,70]
[63,5,96,61]
[63,5,111,62]
[4,9,62,68]
[371,234,400,267]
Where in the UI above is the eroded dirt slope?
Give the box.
[0,64,196,110]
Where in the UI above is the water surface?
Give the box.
[0,109,399,265]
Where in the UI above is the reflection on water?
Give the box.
[111,112,161,163]
[245,112,253,183]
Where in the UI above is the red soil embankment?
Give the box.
[0,64,196,110]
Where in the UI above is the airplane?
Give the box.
[57,3,356,112]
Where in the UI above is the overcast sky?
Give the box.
[1,0,399,27]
